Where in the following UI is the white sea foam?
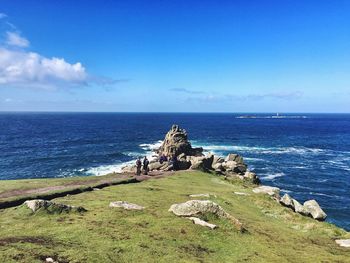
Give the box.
[139,140,163,151]
[261,172,285,180]
[191,142,325,156]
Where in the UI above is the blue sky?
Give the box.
[0,0,349,112]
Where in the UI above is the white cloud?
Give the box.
[6,31,30,47]
[0,13,7,19]
[0,48,87,89]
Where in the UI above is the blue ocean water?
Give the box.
[0,112,349,230]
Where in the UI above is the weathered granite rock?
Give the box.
[292,199,310,216]
[335,239,350,248]
[303,200,327,221]
[177,160,191,170]
[189,193,211,198]
[212,162,224,171]
[148,161,169,171]
[213,156,225,165]
[109,201,144,210]
[225,153,244,164]
[190,154,214,171]
[253,186,280,199]
[234,192,250,196]
[158,125,203,157]
[244,171,260,184]
[188,217,217,229]
[121,165,136,173]
[24,199,86,214]
[280,194,294,208]
[169,200,244,232]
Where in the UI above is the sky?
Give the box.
[0,0,349,112]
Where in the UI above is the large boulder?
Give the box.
[24,200,86,214]
[303,200,327,221]
[190,154,214,171]
[292,199,310,216]
[169,200,244,232]
[243,171,260,184]
[158,125,203,157]
[280,194,294,209]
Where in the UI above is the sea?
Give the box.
[0,112,349,230]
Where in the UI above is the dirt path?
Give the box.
[0,171,176,209]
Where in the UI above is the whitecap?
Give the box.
[261,172,285,180]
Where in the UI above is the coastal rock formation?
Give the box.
[158,125,203,157]
[303,200,327,220]
[292,199,311,216]
[109,201,144,210]
[280,194,294,208]
[169,200,244,232]
[24,199,86,214]
[120,124,259,184]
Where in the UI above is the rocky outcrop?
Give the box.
[24,199,86,214]
[169,200,244,232]
[279,194,327,221]
[158,125,203,157]
[120,124,259,184]
[109,201,144,210]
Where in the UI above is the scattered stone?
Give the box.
[335,239,350,248]
[234,192,250,196]
[169,200,244,232]
[24,199,86,214]
[292,199,310,216]
[109,201,144,210]
[303,200,327,221]
[253,186,280,199]
[280,194,294,209]
[45,258,57,263]
[188,217,217,229]
[189,194,211,198]
[93,188,101,191]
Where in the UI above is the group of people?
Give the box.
[136,156,149,176]
[135,154,179,176]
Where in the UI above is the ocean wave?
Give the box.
[261,172,285,180]
[191,143,326,156]
[84,160,135,176]
[139,140,163,151]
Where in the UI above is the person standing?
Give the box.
[143,156,149,175]
[136,157,142,176]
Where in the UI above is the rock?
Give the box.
[303,200,327,221]
[24,199,86,214]
[149,161,169,171]
[45,258,57,263]
[212,156,224,165]
[178,153,187,161]
[335,239,350,248]
[292,199,310,216]
[169,200,244,232]
[243,171,260,184]
[222,161,247,174]
[212,162,224,171]
[190,155,214,171]
[188,217,217,229]
[109,201,144,210]
[121,165,136,173]
[280,194,294,208]
[225,153,244,164]
[177,160,191,170]
[189,193,211,198]
[158,125,203,157]
[234,192,250,196]
[252,186,280,199]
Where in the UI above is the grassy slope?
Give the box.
[0,171,349,263]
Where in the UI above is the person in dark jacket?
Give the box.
[136,157,142,176]
[143,156,149,175]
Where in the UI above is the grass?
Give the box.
[0,171,349,262]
